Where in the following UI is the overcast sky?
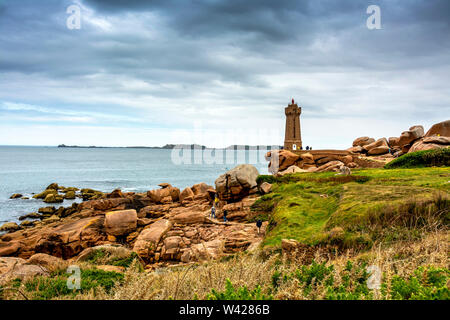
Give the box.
[0,0,449,148]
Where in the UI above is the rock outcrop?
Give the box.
[424,120,450,137]
[347,120,449,157]
[180,187,195,203]
[398,125,424,150]
[408,136,450,153]
[352,137,375,148]
[364,138,390,156]
[406,121,450,153]
[266,149,357,174]
[0,262,49,284]
[259,182,272,194]
[133,219,172,261]
[215,164,259,201]
[180,239,224,263]
[0,222,20,232]
[0,173,267,272]
[0,215,107,259]
[147,184,180,204]
[315,161,345,173]
[26,253,66,271]
[104,209,137,237]
[265,150,300,173]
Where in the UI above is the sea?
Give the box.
[0,146,270,224]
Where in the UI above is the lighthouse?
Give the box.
[284,98,302,151]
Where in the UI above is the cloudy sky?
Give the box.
[0,0,449,148]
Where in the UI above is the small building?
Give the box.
[284,99,302,151]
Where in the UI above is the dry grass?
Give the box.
[364,191,449,231]
[274,230,448,300]
[92,253,278,300]
[64,229,448,300]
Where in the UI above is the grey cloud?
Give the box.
[0,0,449,147]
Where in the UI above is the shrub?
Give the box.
[295,261,335,288]
[86,249,108,264]
[110,252,141,268]
[85,249,142,269]
[207,279,272,300]
[23,268,124,300]
[256,175,277,185]
[385,147,450,169]
[272,260,373,300]
[384,266,449,300]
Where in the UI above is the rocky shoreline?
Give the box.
[0,164,271,283]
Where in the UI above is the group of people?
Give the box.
[297,146,313,150]
[210,194,263,234]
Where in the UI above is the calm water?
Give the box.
[0,146,269,223]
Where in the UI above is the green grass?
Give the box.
[385,147,450,169]
[255,167,450,249]
[85,248,141,268]
[23,268,124,300]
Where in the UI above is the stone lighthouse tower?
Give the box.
[284,98,302,151]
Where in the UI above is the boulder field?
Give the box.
[0,165,267,273]
[265,120,449,175]
[265,149,359,175]
[349,120,450,157]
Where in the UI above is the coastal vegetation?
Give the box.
[255,167,449,248]
[384,147,450,169]
[1,166,448,300]
[1,230,447,300]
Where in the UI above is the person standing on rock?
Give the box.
[256,219,262,234]
[211,205,216,219]
[223,209,228,222]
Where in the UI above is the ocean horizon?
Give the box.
[0,146,269,224]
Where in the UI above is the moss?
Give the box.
[43,193,64,203]
[33,189,58,199]
[64,190,76,199]
[81,189,104,201]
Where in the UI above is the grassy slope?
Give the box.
[384,147,450,169]
[256,167,449,248]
